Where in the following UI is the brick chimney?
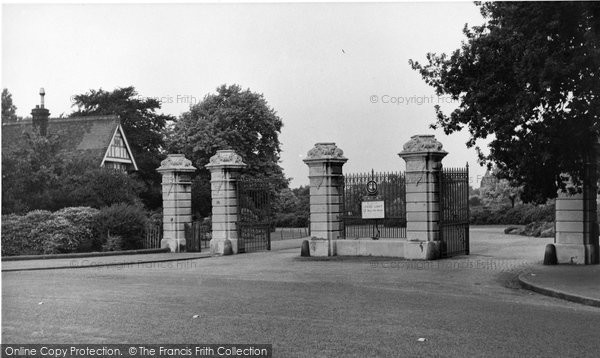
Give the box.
[31,88,50,136]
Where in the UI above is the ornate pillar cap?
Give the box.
[157,154,197,173]
[205,149,247,170]
[398,134,448,159]
[303,142,348,164]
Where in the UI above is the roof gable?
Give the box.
[101,124,139,170]
[2,115,136,168]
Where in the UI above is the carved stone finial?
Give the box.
[305,142,347,161]
[157,154,197,172]
[205,149,247,169]
[401,135,446,153]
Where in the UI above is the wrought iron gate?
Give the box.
[237,178,272,252]
[343,170,406,239]
[439,165,470,257]
[184,221,211,252]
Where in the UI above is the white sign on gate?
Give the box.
[361,201,385,219]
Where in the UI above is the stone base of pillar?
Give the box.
[555,243,599,265]
[405,240,440,260]
[331,239,440,259]
[309,238,334,257]
[210,238,240,255]
[161,238,185,253]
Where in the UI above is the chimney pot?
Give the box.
[32,88,50,136]
[39,88,46,108]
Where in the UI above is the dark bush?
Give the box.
[1,205,150,256]
[34,216,84,254]
[93,203,148,251]
[147,209,163,227]
[470,204,555,225]
[273,212,309,227]
[294,215,309,228]
[57,167,145,209]
[1,208,104,256]
[54,207,100,252]
[102,235,124,252]
[505,221,555,237]
[1,210,53,256]
[469,196,482,207]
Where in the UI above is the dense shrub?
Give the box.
[33,216,84,254]
[93,203,148,251]
[56,167,145,210]
[1,210,53,256]
[148,209,163,227]
[102,235,124,252]
[273,212,309,227]
[469,196,483,207]
[1,205,148,256]
[54,207,100,251]
[505,221,555,237]
[470,204,555,225]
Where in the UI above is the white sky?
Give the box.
[2,2,490,188]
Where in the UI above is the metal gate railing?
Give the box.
[237,223,271,252]
[143,223,162,249]
[439,164,470,257]
[343,170,406,239]
[237,178,272,253]
[184,221,211,252]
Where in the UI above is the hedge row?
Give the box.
[470,204,555,225]
[273,212,309,228]
[1,204,148,257]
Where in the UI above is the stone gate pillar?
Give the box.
[398,135,447,248]
[157,154,197,252]
[303,143,348,256]
[205,150,246,255]
[555,159,599,264]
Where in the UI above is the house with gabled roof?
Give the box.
[1,89,138,172]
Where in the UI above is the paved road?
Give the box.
[2,228,599,357]
[1,252,210,271]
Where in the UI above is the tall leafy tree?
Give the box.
[1,131,145,214]
[71,86,173,209]
[167,84,287,217]
[410,2,600,203]
[2,131,63,213]
[2,88,18,123]
[480,169,522,208]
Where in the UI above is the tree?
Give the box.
[271,185,311,227]
[480,169,523,208]
[71,86,174,209]
[1,130,146,214]
[410,2,600,203]
[2,88,18,123]
[167,84,287,217]
[2,131,64,213]
[53,164,145,210]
